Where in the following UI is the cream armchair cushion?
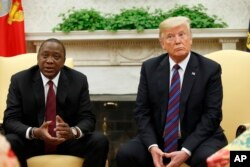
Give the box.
[27,155,83,167]
[205,50,250,142]
[0,53,73,124]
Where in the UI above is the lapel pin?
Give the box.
[191,72,196,76]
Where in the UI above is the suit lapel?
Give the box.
[56,69,69,115]
[180,53,199,121]
[156,55,170,131]
[32,70,45,125]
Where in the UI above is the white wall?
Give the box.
[23,0,250,32]
[75,66,141,95]
[22,0,250,95]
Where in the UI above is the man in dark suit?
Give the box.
[3,38,109,167]
[116,16,228,167]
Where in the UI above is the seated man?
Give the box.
[3,38,109,167]
[116,16,228,167]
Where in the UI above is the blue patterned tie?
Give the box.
[163,64,180,153]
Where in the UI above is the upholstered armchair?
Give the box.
[180,49,250,167]
[0,53,73,126]
[0,53,84,167]
[205,49,250,167]
[205,49,250,143]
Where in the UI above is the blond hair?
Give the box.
[159,16,191,38]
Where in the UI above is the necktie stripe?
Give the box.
[164,118,179,131]
[164,139,178,151]
[169,85,180,95]
[165,110,178,120]
[164,127,178,146]
[163,64,180,153]
[164,126,178,143]
[168,97,180,109]
[169,93,180,103]
[169,78,180,91]
[167,106,179,118]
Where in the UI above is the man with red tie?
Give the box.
[3,38,109,167]
[116,16,228,167]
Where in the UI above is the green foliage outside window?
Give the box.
[52,4,228,33]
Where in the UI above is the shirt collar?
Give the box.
[169,52,191,71]
[40,72,60,87]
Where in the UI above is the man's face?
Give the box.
[160,24,192,63]
[37,41,65,79]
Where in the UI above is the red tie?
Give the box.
[163,64,180,152]
[45,80,57,153]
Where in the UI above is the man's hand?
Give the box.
[150,146,165,167]
[55,115,75,140]
[163,150,189,167]
[32,120,65,145]
[32,115,76,145]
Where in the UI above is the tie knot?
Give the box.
[173,64,180,70]
[48,80,53,87]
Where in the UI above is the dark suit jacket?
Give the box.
[3,65,95,137]
[135,52,225,153]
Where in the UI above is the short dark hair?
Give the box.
[38,38,66,57]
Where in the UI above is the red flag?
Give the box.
[0,0,26,57]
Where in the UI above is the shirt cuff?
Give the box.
[181,147,191,156]
[148,144,159,151]
[26,127,32,140]
[75,126,84,139]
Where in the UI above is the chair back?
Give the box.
[205,50,250,142]
[0,53,74,123]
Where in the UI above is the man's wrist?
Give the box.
[29,127,37,139]
[181,147,191,156]
[148,144,159,152]
[71,127,79,139]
